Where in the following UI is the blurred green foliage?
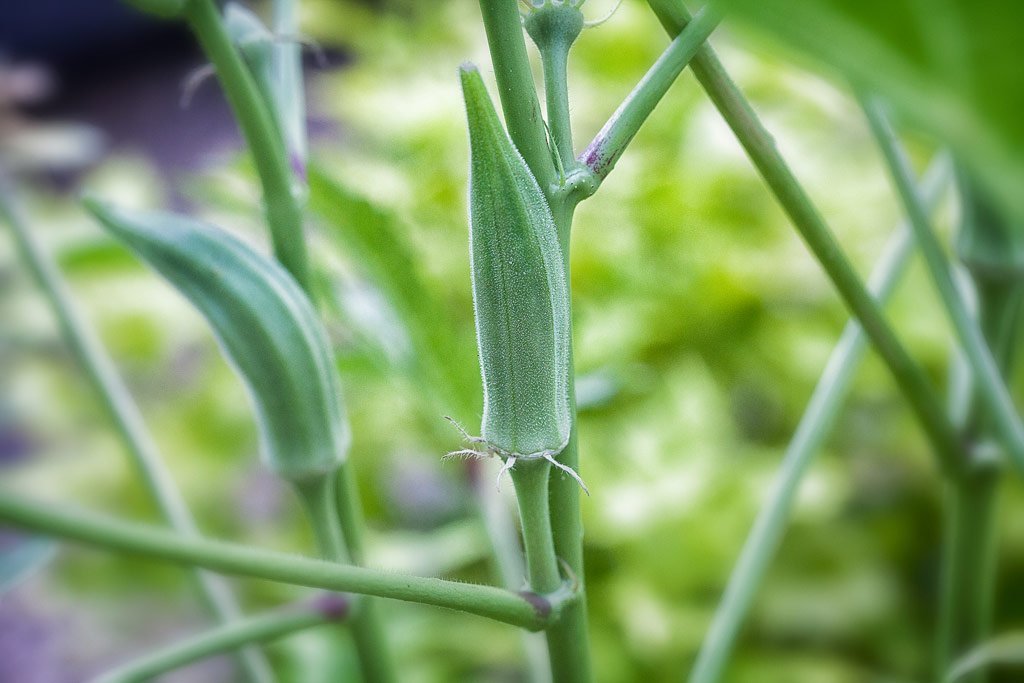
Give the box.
[3,1,1024,681]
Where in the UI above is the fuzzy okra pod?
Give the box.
[85,198,349,482]
[455,66,584,490]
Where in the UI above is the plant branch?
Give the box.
[0,181,273,683]
[861,97,1024,477]
[645,0,964,478]
[687,157,951,683]
[477,0,555,189]
[510,461,562,595]
[0,490,562,631]
[580,4,721,182]
[329,471,397,683]
[95,596,349,683]
[183,0,311,291]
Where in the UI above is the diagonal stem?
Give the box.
[687,157,950,683]
[183,0,311,292]
[579,4,721,182]
[0,181,273,683]
[861,98,1024,477]
[95,596,349,683]
[644,0,964,477]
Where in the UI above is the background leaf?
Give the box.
[720,0,1024,225]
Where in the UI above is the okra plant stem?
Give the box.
[862,98,1024,477]
[333,467,398,683]
[510,461,562,595]
[297,474,397,683]
[0,184,273,683]
[936,268,1022,681]
[0,490,564,630]
[688,158,950,683]
[580,4,721,182]
[476,3,592,680]
[645,0,964,478]
[183,0,312,291]
[477,0,555,189]
[96,597,349,683]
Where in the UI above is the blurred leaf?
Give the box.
[0,534,56,595]
[946,631,1024,682]
[721,0,1024,224]
[307,164,477,417]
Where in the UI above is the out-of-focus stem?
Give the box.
[644,0,964,478]
[0,181,274,683]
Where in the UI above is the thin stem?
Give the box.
[861,98,1024,477]
[580,4,721,182]
[688,157,950,683]
[0,182,273,683]
[0,490,560,630]
[477,0,555,189]
[183,0,311,291]
[473,474,553,683]
[645,0,964,478]
[323,469,398,683]
[271,0,308,181]
[95,597,349,683]
[510,461,561,594]
[540,40,575,169]
[295,476,350,564]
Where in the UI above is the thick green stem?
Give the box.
[477,0,555,189]
[688,159,950,683]
[95,597,348,683]
[183,0,311,291]
[0,182,273,683]
[580,5,721,182]
[510,461,562,594]
[862,98,1024,476]
[0,490,563,629]
[645,0,964,478]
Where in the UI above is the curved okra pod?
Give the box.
[84,198,349,483]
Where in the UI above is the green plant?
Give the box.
[1,1,1022,682]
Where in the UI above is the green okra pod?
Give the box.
[458,66,578,484]
[85,198,349,482]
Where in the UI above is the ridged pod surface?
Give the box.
[85,199,349,482]
[460,65,571,458]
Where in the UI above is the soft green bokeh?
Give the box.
[2,1,1024,681]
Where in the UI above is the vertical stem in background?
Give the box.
[271,0,308,181]
[0,183,274,683]
[184,0,311,292]
[937,273,1022,681]
[938,472,1000,683]
[296,473,396,683]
